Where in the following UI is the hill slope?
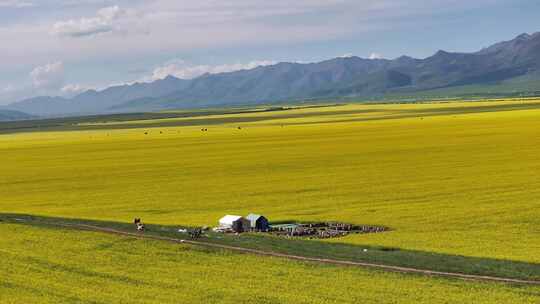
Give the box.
[0,109,35,121]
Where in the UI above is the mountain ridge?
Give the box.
[0,109,35,121]
[4,31,540,117]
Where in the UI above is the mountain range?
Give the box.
[3,32,540,117]
[0,109,35,122]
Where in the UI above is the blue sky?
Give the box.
[1,0,539,105]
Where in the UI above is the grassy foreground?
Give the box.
[3,213,539,281]
[1,222,539,304]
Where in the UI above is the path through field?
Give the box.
[20,218,540,286]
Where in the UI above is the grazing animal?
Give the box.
[189,228,202,238]
[134,218,145,232]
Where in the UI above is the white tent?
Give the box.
[218,215,250,232]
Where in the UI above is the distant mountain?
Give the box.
[0,109,35,121]
[72,76,190,113]
[5,76,189,116]
[4,96,71,116]
[5,31,540,116]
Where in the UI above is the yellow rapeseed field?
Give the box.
[1,99,539,265]
[2,223,539,304]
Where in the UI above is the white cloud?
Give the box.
[149,59,277,80]
[61,83,89,96]
[338,53,354,58]
[0,83,31,105]
[0,0,33,8]
[1,0,465,69]
[30,61,65,90]
[2,84,16,93]
[0,0,513,104]
[369,53,383,59]
[50,5,127,38]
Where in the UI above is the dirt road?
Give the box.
[32,220,539,286]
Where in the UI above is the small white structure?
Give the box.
[218,215,250,233]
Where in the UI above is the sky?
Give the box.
[1,0,540,105]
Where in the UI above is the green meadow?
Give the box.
[1,99,540,302]
[2,223,539,304]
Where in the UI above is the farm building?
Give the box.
[246,214,270,231]
[218,215,250,232]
